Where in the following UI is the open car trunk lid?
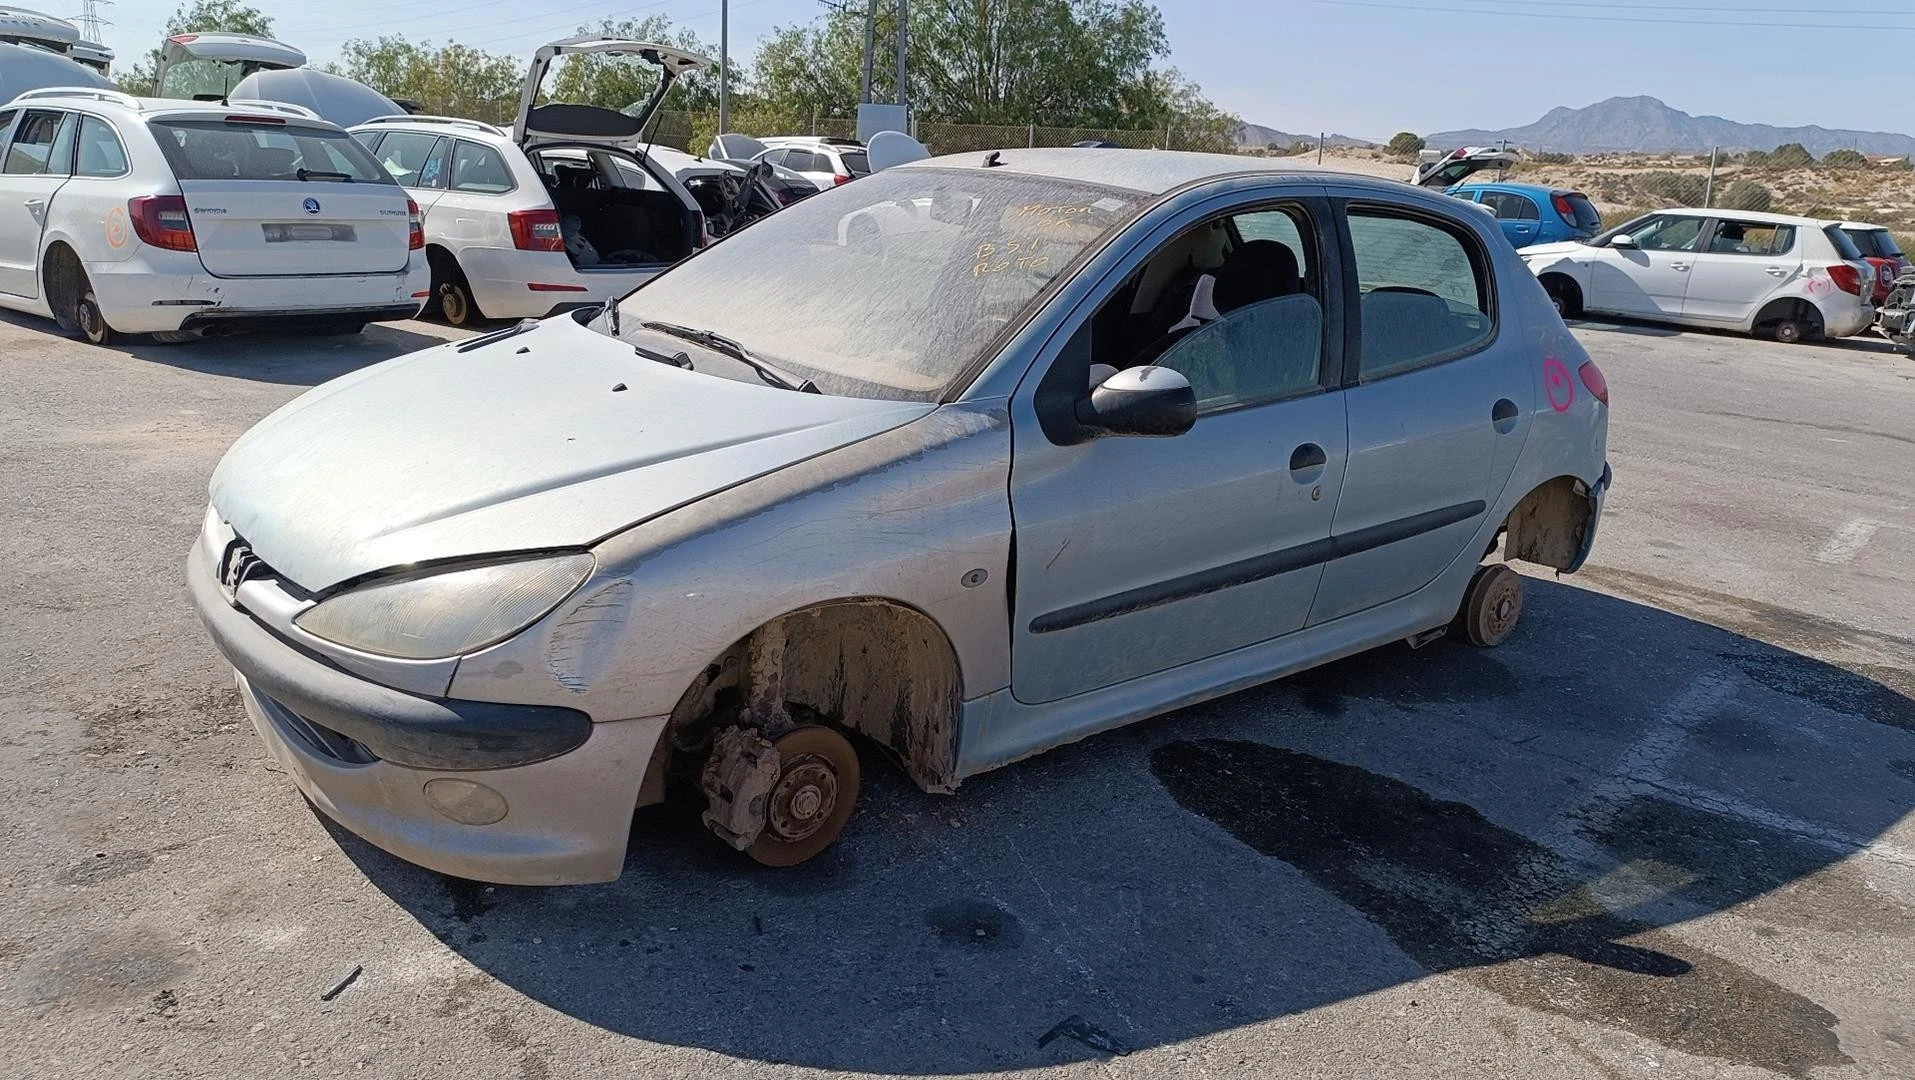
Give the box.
[152,114,411,277]
[514,37,711,151]
[155,32,305,96]
[1412,146,1521,188]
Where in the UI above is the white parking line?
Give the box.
[1814,518,1883,565]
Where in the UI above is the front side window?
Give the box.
[1623,214,1706,252]
[150,120,394,183]
[1348,208,1493,380]
[4,110,73,176]
[448,140,514,194]
[74,115,129,178]
[372,132,444,188]
[614,167,1140,401]
[1707,221,1794,256]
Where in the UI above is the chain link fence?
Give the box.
[649,111,1243,157]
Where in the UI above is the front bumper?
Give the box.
[188,543,660,885]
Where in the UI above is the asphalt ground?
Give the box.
[2,310,1912,1079]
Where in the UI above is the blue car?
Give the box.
[1446,182,1602,249]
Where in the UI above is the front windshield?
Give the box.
[614,166,1140,401]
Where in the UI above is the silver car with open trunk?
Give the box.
[190,148,1611,883]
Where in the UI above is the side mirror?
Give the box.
[1608,233,1638,249]
[1074,366,1196,438]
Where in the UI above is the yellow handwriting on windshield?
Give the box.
[973,237,1051,277]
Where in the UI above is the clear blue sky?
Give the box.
[93,0,1915,139]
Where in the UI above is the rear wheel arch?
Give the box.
[656,598,965,803]
[1501,475,1598,571]
[41,242,86,331]
[1753,297,1822,342]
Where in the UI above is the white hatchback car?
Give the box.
[1522,207,1874,343]
[350,37,715,326]
[755,136,871,190]
[0,88,426,343]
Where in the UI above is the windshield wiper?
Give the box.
[639,320,819,393]
[295,168,354,182]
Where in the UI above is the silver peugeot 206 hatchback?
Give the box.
[191,148,1611,883]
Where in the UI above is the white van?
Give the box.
[0,89,427,343]
[351,37,715,325]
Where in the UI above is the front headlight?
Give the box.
[294,553,595,660]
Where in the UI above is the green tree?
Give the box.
[1768,142,1815,169]
[549,17,731,115]
[1718,179,1773,212]
[117,0,274,96]
[1820,148,1868,169]
[747,0,1233,134]
[1384,131,1424,157]
[329,37,522,124]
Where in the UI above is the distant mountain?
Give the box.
[1235,122,1374,150]
[1427,95,1915,156]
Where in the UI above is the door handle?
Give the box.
[1290,443,1327,472]
[1492,398,1519,424]
[1765,266,1787,276]
[1669,262,1690,271]
[24,198,45,220]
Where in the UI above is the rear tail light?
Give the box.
[128,195,196,252]
[1578,360,1609,406]
[1552,193,1576,223]
[832,173,852,186]
[507,208,564,252]
[1827,263,1864,295]
[406,197,424,251]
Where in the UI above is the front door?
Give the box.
[1309,198,1530,626]
[1682,217,1799,325]
[0,109,74,298]
[1010,197,1347,704]
[1587,212,1705,317]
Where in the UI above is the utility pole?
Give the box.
[718,0,729,135]
[74,0,110,42]
[895,0,908,108]
[1703,145,1718,207]
[860,0,877,103]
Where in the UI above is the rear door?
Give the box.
[1681,218,1799,325]
[1308,195,1528,626]
[1480,190,1541,249]
[149,114,412,277]
[0,109,74,298]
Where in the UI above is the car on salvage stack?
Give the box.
[191,148,1610,883]
[1521,207,1875,343]
[0,89,426,343]
[348,36,720,326]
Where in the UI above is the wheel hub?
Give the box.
[766,755,838,843]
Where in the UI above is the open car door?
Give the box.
[154,32,305,97]
[514,37,711,151]
[1411,145,1521,188]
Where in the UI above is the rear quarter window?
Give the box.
[150,119,395,184]
[449,141,515,194]
[840,150,870,176]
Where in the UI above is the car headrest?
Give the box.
[1213,239,1301,313]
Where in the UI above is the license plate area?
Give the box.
[263,223,357,243]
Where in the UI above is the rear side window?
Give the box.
[785,149,819,172]
[150,120,394,183]
[4,110,74,176]
[1481,191,1539,221]
[372,132,444,188]
[1707,221,1794,256]
[1348,208,1494,380]
[840,150,870,176]
[1823,225,1863,261]
[448,140,514,194]
[74,115,128,178]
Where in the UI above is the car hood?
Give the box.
[1519,240,1587,259]
[210,316,934,592]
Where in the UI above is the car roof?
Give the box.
[901,146,1406,197]
[8,87,328,124]
[1651,205,1833,227]
[1837,220,1887,230]
[351,114,511,141]
[1454,180,1583,197]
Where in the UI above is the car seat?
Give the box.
[1131,240,1301,367]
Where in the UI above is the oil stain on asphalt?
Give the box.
[1150,740,1852,1077]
